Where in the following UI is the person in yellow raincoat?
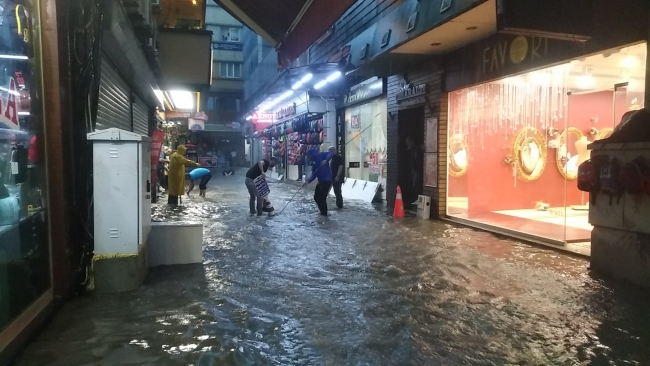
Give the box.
[167,145,200,204]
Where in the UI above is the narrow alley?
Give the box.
[14,172,650,366]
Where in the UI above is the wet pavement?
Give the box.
[13,170,650,365]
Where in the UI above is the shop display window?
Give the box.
[0,0,49,331]
[447,43,647,247]
[345,98,387,187]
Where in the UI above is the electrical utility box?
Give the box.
[88,128,152,256]
[417,195,431,220]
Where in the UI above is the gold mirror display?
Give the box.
[448,134,468,177]
[596,128,614,140]
[555,127,584,180]
[513,127,547,181]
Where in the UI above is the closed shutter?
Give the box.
[96,56,131,131]
[132,94,149,136]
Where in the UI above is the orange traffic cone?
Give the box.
[393,185,405,218]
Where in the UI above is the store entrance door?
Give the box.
[398,106,425,208]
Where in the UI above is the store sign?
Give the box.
[395,83,427,103]
[252,112,274,124]
[276,104,296,120]
[188,119,205,131]
[192,111,208,121]
[213,42,243,51]
[343,78,384,107]
[445,34,586,91]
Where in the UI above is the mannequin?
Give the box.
[572,136,591,210]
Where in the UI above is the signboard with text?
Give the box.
[213,42,243,51]
[343,78,384,107]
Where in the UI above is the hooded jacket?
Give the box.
[306,149,334,184]
[168,145,199,196]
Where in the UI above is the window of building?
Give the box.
[445,42,647,246]
[218,62,242,79]
[220,27,241,42]
[206,95,241,111]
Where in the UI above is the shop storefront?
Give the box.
[443,34,647,253]
[342,77,387,199]
[252,91,335,180]
[385,62,443,212]
[0,0,51,357]
[247,64,342,179]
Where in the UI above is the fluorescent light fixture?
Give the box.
[300,73,313,83]
[291,73,314,90]
[18,112,29,116]
[154,90,165,110]
[169,90,193,110]
[621,56,638,68]
[0,54,28,60]
[576,75,594,89]
[266,90,294,110]
[246,115,253,121]
[314,80,328,89]
[326,71,342,82]
[0,86,19,96]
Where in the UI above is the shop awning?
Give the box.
[213,0,355,69]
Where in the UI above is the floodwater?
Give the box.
[14,171,650,365]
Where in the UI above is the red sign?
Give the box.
[150,130,165,199]
[151,130,165,162]
[192,111,208,121]
[252,112,274,124]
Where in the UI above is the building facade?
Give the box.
[230,0,650,264]
[1,0,213,361]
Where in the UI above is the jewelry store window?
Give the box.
[446,43,647,254]
[0,0,50,331]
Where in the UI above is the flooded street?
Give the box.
[14,172,650,365]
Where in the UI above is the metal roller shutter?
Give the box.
[96,57,131,131]
[132,94,149,136]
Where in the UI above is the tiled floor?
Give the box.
[448,211,592,243]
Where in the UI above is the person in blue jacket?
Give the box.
[302,148,335,216]
[187,167,212,198]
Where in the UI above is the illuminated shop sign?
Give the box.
[275,104,296,120]
[343,78,384,107]
[251,112,274,124]
[395,83,427,104]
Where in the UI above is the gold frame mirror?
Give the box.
[513,127,547,181]
[596,127,614,140]
[448,134,468,177]
[555,127,584,180]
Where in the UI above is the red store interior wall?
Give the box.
[448,90,619,214]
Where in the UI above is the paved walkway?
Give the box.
[14,171,650,365]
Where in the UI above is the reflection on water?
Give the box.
[14,173,650,365]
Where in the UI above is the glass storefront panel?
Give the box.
[345,97,387,191]
[447,43,646,247]
[0,0,50,331]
